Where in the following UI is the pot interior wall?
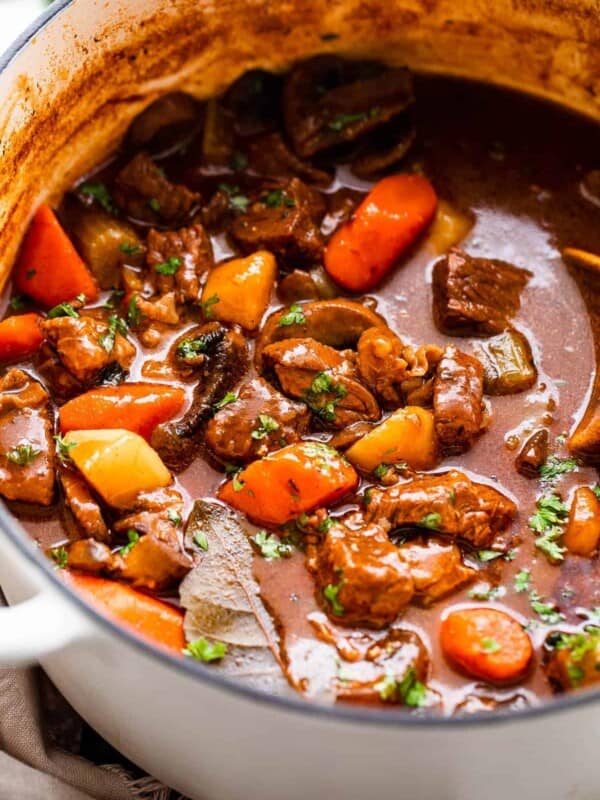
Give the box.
[0,0,598,292]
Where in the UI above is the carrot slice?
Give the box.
[59,383,186,441]
[0,313,44,362]
[60,571,185,654]
[325,174,437,292]
[440,607,532,683]
[219,442,358,526]
[14,205,99,307]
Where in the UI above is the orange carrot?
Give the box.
[440,607,532,684]
[0,313,44,362]
[61,571,185,654]
[325,174,438,292]
[219,442,358,526]
[564,486,600,557]
[59,383,186,441]
[14,205,99,307]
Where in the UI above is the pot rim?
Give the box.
[2,0,600,731]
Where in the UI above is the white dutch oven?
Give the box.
[0,2,599,798]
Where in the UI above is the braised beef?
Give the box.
[246,132,331,186]
[0,369,55,506]
[126,92,201,157]
[357,327,442,408]
[262,337,379,428]
[433,345,485,454]
[60,469,109,542]
[114,153,200,224]
[277,271,321,304]
[206,377,310,463]
[229,177,325,264]
[41,314,135,386]
[67,538,117,574]
[314,513,414,628]
[398,537,476,605]
[432,248,531,336]
[146,223,213,303]
[283,56,414,158]
[365,470,517,548]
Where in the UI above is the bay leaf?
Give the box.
[180,499,293,696]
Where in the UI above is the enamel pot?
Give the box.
[0,2,599,798]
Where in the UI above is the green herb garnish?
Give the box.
[126,294,143,327]
[514,569,531,593]
[252,530,293,559]
[183,637,227,662]
[154,256,182,276]
[419,512,442,531]
[213,392,238,412]
[200,294,220,320]
[193,532,209,551]
[260,189,295,208]
[6,443,41,466]
[167,509,182,527]
[328,107,380,132]
[376,668,427,707]
[251,414,280,440]
[481,637,501,654]
[47,301,80,319]
[54,434,76,464]
[278,303,307,327]
[119,242,141,256]
[98,314,128,354]
[80,182,115,214]
[50,546,69,569]
[303,371,348,422]
[539,455,578,483]
[324,579,345,616]
[118,530,140,557]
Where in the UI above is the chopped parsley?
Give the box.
[118,530,140,557]
[529,494,568,563]
[278,303,307,327]
[539,455,578,483]
[6,443,41,466]
[593,484,600,500]
[252,530,293,559]
[213,392,238,412]
[167,509,182,527]
[54,434,76,464]
[468,583,504,601]
[50,546,69,569]
[374,462,407,480]
[260,188,295,208]
[193,532,209,551]
[126,294,143,327]
[481,637,501,654]
[177,335,209,359]
[363,487,374,507]
[328,107,380,132]
[47,301,80,319]
[119,242,141,256]
[324,579,345,616]
[419,512,442,531]
[514,569,531,593]
[376,667,427,707]
[200,294,220,320]
[218,183,249,213]
[80,182,115,214]
[232,474,245,492]
[148,198,161,212]
[528,590,565,624]
[318,515,335,534]
[183,637,227,662]
[154,256,182,275]
[303,371,348,422]
[477,549,504,562]
[551,628,600,685]
[98,314,128,354]
[251,414,280,440]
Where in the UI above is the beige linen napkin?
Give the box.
[0,666,183,800]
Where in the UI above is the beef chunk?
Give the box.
[41,314,135,386]
[262,337,379,428]
[277,270,321,304]
[432,248,531,336]
[246,132,331,186]
[114,152,200,224]
[206,377,310,463]
[365,470,517,548]
[283,56,414,158]
[515,429,549,478]
[60,469,109,542]
[398,538,476,605]
[67,538,116,574]
[315,514,414,628]
[357,327,442,408]
[146,223,213,303]
[433,345,485,454]
[0,369,55,505]
[230,178,325,264]
[112,487,192,591]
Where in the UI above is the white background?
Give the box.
[0,0,47,54]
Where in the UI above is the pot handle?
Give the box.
[0,590,90,667]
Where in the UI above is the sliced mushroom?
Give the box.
[255,299,386,367]
[151,322,249,470]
